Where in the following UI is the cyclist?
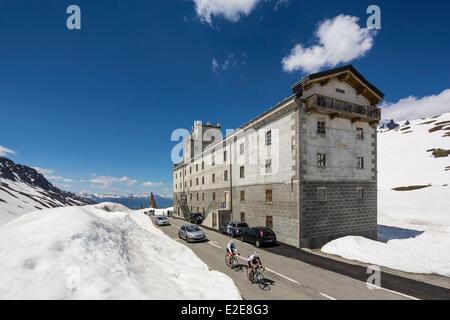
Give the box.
[226,241,239,258]
[247,252,263,279]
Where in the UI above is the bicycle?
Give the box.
[247,265,268,290]
[225,253,239,269]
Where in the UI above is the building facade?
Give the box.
[173,65,383,249]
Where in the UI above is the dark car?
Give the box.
[189,213,203,224]
[220,221,249,237]
[241,227,277,247]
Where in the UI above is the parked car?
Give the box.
[241,227,277,247]
[178,224,207,243]
[220,221,250,237]
[155,216,170,226]
[189,213,203,225]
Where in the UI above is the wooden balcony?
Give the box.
[306,94,381,124]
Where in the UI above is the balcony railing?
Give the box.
[306,95,381,122]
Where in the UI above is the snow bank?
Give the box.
[322,113,450,277]
[0,203,241,299]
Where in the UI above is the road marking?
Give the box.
[265,267,302,286]
[320,292,337,300]
[208,242,222,249]
[367,284,420,300]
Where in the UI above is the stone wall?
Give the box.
[299,180,377,249]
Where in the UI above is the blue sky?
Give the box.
[1,0,450,196]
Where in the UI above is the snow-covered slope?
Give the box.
[0,157,92,226]
[0,203,241,300]
[322,112,450,277]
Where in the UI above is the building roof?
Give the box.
[292,65,384,105]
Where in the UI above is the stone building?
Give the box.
[172,65,383,248]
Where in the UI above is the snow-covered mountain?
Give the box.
[0,157,93,226]
[80,193,173,210]
[323,112,450,277]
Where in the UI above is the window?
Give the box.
[212,192,216,201]
[240,212,246,222]
[190,206,193,212]
[196,193,199,201]
[240,166,245,178]
[357,127,364,140]
[212,173,215,183]
[175,173,177,179]
[202,176,205,185]
[190,193,192,201]
[197,206,199,212]
[336,88,346,94]
[265,159,272,174]
[266,216,273,229]
[202,193,205,201]
[212,149,215,166]
[190,180,192,187]
[356,187,364,201]
[190,166,192,174]
[266,189,273,203]
[202,161,205,170]
[202,207,205,214]
[317,120,326,135]
[223,150,227,162]
[196,164,199,172]
[239,143,245,155]
[224,170,228,181]
[175,184,177,190]
[196,178,199,186]
[266,130,272,146]
[240,191,245,202]
[357,157,365,169]
[317,187,327,202]
[317,153,327,168]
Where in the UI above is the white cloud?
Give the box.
[211,52,245,73]
[193,0,262,24]
[89,174,137,189]
[0,146,15,157]
[381,89,450,121]
[142,181,164,187]
[282,15,376,74]
[211,58,220,73]
[33,167,73,183]
[274,0,289,11]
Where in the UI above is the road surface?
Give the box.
[154,216,420,300]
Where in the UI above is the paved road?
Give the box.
[154,216,418,300]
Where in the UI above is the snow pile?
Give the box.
[322,112,450,277]
[139,207,174,217]
[0,203,241,299]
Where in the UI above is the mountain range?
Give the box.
[0,157,173,226]
[0,157,94,225]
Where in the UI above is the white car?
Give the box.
[155,216,170,226]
